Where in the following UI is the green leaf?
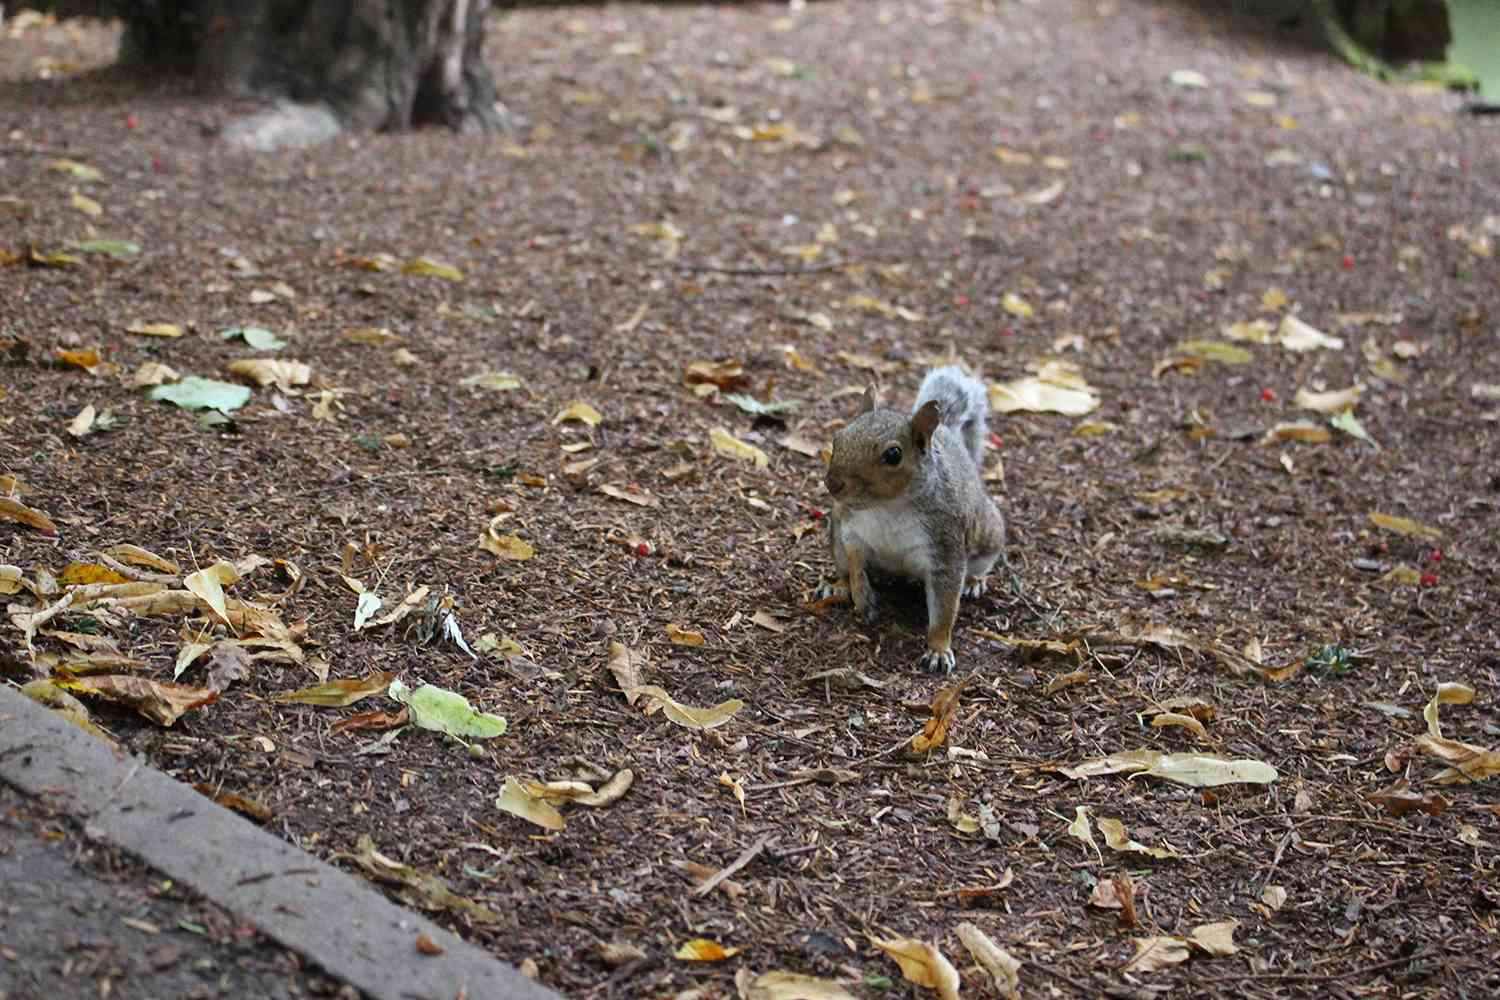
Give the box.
[1176,340,1253,364]
[1330,409,1379,449]
[220,326,287,350]
[460,370,524,391]
[389,679,507,739]
[147,376,253,414]
[69,239,140,259]
[723,393,802,416]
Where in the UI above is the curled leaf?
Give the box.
[629,684,743,730]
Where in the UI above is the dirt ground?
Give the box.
[2,1,1498,997]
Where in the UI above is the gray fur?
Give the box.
[914,365,989,469]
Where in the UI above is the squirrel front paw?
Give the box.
[919,647,956,675]
[962,576,988,599]
[816,577,851,603]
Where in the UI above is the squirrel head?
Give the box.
[824,392,943,505]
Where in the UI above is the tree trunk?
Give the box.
[71,0,504,134]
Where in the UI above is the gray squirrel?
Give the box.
[822,365,1006,674]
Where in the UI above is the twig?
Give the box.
[692,833,773,897]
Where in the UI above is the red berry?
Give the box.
[809,508,825,520]
[1341,254,1355,269]
[1261,388,1276,402]
[999,326,1015,338]
[635,543,650,557]
[1430,549,1443,563]
[125,115,138,129]
[989,433,1004,449]
[954,294,969,308]
[1419,572,1437,587]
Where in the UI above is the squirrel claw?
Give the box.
[962,576,988,599]
[919,648,956,675]
[817,578,851,602]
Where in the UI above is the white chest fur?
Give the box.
[841,500,933,580]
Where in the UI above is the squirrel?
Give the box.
[821,365,1006,674]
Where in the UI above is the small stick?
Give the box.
[692,833,774,897]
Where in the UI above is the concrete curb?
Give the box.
[0,686,561,1000]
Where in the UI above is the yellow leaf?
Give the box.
[990,377,1099,416]
[709,427,769,469]
[1123,936,1192,973]
[666,623,706,646]
[869,937,960,1000]
[993,147,1035,165]
[1189,919,1239,956]
[674,938,741,962]
[402,257,464,281]
[1243,90,1278,107]
[1260,421,1331,445]
[182,564,232,626]
[1097,816,1181,859]
[1370,511,1442,540]
[1423,682,1475,738]
[126,322,184,338]
[59,562,131,586]
[495,776,566,831]
[479,528,534,561]
[553,400,603,426]
[101,543,180,573]
[954,923,1022,1000]
[131,361,180,387]
[70,191,103,217]
[340,326,403,346]
[598,483,658,507]
[66,404,97,437]
[1001,292,1033,317]
[629,685,743,730]
[271,672,396,707]
[48,158,102,180]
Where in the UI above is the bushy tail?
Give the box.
[914,364,989,468]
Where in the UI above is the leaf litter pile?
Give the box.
[3,3,1499,998]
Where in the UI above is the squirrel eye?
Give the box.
[880,446,902,466]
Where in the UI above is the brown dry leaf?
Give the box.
[1151,696,1217,722]
[629,684,744,730]
[709,427,769,469]
[683,359,750,392]
[1369,511,1441,540]
[1261,421,1331,445]
[1150,711,1210,742]
[1414,734,1500,783]
[495,776,566,830]
[56,675,218,727]
[674,938,742,962]
[0,496,59,535]
[954,923,1021,1000]
[343,836,497,923]
[1365,781,1449,818]
[1123,936,1192,973]
[126,321,184,339]
[1262,885,1288,911]
[130,361,180,387]
[55,347,114,376]
[834,350,902,374]
[776,433,822,458]
[340,326,403,346]
[228,358,312,390]
[0,565,23,595]
[750,610,788,633]
[330,708,409,734]
[1097,816,1181,859]
[608,642,647,703]
[868,937,960,1000]
[366,586,431,629]
[666,623,706,646]
[598,483,658,507]
[195,784,273,824]
[911,679,965,753]
[735,970,857,1000]
[271,671,396,707]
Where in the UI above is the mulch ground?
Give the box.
[2,1,1498,998]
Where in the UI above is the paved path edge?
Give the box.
[0,686,561,1000]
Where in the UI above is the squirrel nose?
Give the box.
[825,473,844,496]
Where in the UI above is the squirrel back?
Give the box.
[914,364,989,470]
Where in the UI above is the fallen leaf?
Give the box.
[954,923,1022,1000]
[709,427,769,469]
[228,358,311,391]
[340,326,403,346]
[1190,920,1239,956]
[683,359,750,392]
[553,400,603,426]
[1098,816,1180,859]
[1001,291,1034,317]
[1424,682,1476,738]
[66,404,98,438]
[736,970,857,1000]
[1369,511,1441,540]
[1150,711,1210,742]
[674,938,742,962]
[220,326,287,350]
[126,321,184,339]
[479,515,535,561]
[598,483,658,507]
[1365,781,1449,818]
[0,565,23,595]
[1059,749,1277,787]
[1067,805,1102,862]
[272,672,396,707]
[1123,936,1191,973]
[1278,314,1343,352]
[48,158,102,180]
[608,642,648,702]
[343,835,497,922]
[912,679,964,754]
[59,562,131,586]
[0,496,59,535]
[1169,68,1208,87]
[55,675,217,727]
[1294,385,1362,412]
[495,775,565,830]
[182,563,234,626]
[131,361,180,387]
[402,257,463,281]
[1262,885,1288,910]
[461,370,523,391]
[389,679,507,739]
[147,377,252,414]
[629,684,743,730]
[869,937,960,1000]
[1177,340,1254,365]
[70,190,103,217]
[666,623,706,646]
[1261,421,1331,445]
[990,376,1099,416]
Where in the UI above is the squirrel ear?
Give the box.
[911,400,942,451]
[859,383,879,414]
